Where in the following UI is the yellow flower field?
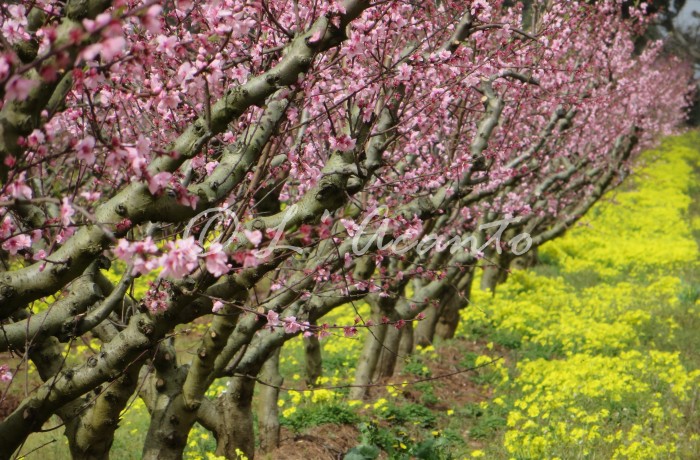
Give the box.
[460,132,700,459]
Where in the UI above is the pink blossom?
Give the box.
[5,76,38,102]
[157,93,180,114]
[1,15,29,45]
[114,238,133,259]
[329,135,356,152]
[270,282,282,291]
[205,161,219,175]
[242,251,261,268]
[134,237,159,255]
[116,238,158,256]
[341,32,365,59]
[343,326,358,338]
[82,12,113,34]
[265,310,279,331]
[80,191,101,201]
[55,228,75,244]
[7,178,32,200]
[395,63,413,82]
[282,316,307,334]
[2,234,31,255]
[132,256,158,275]
[27,129,45,147]
[159,237,202,279]
[308,29,324,44]
[212,300,225,313]
[340,219,360,237]
[148,172,172,195]
[81,36,126,62]
[145,288,170,312]
[141,5,163,34]
[126,146,148,174]
[156,35,179,56]
[114,237,159,274]
[177,190,199,210]
[60,198,75,227]
[317,324,331,340]
[313,268,330,282]
[177,0,194,11]
[75,136,96,164]
[243,229,262,247]
[204,242,230,277]
[0,364,12,382]
[176,62,196,84]
[0,56,10,81]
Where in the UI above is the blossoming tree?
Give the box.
[0,0,692,458]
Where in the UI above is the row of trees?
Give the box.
[0,0,693,458]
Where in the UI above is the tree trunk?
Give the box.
[350,322,387,400]
[350,296,392,400]
[67,364,141,460]
[141,341,191,460]
[435,270,474,340]
[215,376,257,459]
[480,251,513,293]
[373,325,401,380]
[303,328,322,386]
[414,304,439,347]
[398,321,414,358]
[512,246,538,269]
[258,348,283,454]
[480,264,501,293]
[30,334,140,460]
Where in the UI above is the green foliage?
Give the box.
[280,402,360,432]
[415,383,439,406]
[402,356,432,378]
[344,443,381,460]
[379,402,436,428]
[350,422,452,460]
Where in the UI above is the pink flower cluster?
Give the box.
[0,364,12,382]
[263,310,312,336]
[114,236,232,279]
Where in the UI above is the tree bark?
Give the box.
[481,245,516,293]
[141,340,191,460]
[303,327,323,387]
[349,296,392,400]
[66,364,141,460]
[258,348,283,454]
[215,376,257,459]
[435,270,474,341]
[373,324,401,380]
[414,304,439,347]
[398,321,414,358]
[350,323,387,400]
